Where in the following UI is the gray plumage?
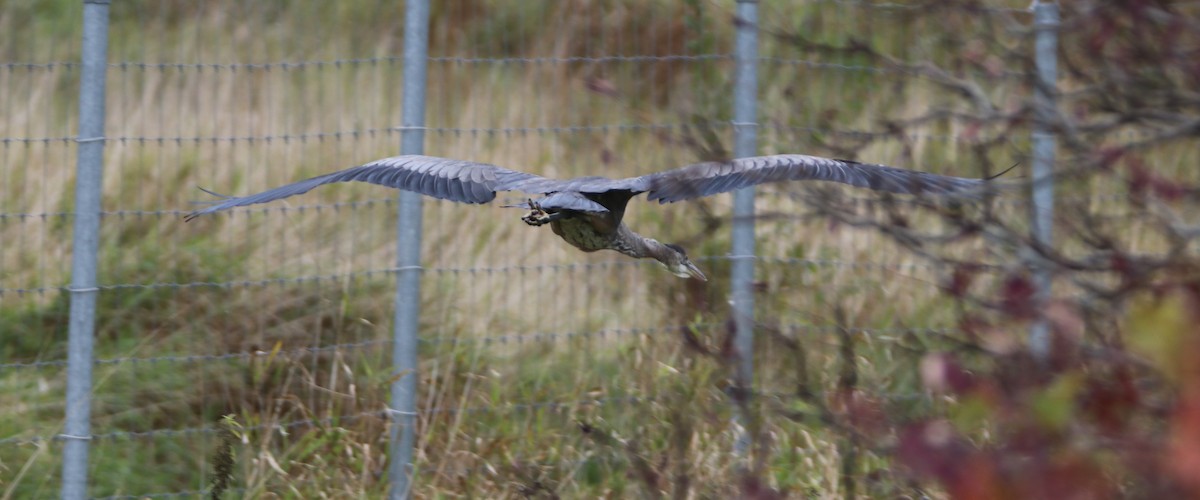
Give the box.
[186,154,1000,280]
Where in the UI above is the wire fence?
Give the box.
[0,0,1094,497]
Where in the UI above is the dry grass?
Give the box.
[2,0,1194,498]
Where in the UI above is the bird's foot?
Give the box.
[521,199,553,226]
[521,211,550,226]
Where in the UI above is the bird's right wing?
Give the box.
[185,155,549,221]
[638,154,1004,204]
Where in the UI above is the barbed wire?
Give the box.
[0,55,691,71]
[0,253,980,298]
[0,54,1026,75]
[0,410,380,447]
[2,386,935,448]
[0,122,707,145]
[0,323,962,372]
[0,339,390,370]
[0,396,656,447]
[94,489,245,500]
[1,119,1040,145]
[799,0,1034,14]
[3,55,728,71]
[0,326,673,371]
[0,197,400,221]
[0,189,1142,223]
[7,117,1175,148]
[758,56,1030,80]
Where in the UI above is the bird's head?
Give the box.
[660,243,707,281]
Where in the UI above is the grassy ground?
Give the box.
[1,0,1194,498]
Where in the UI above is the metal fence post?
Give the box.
[1028,1,1058,362]
[62,1,111,498]
[388,0,430,498]
[730,0,759,455]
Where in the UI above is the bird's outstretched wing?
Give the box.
[185,155,552,221]
[636,154,1004,204]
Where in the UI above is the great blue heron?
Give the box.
[185,154,1003,280]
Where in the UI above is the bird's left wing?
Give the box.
[637,154,1002,204]
[185,155,547,221]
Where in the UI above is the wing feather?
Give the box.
[640,154,997,204]
[444,171,466,202]
[185,155,547,221]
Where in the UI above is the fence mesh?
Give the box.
[7,0,1192,497]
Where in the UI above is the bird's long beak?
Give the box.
[684,261,707,281]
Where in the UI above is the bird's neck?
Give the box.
[615,224,671,262]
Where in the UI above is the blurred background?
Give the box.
[2,0,1199,497]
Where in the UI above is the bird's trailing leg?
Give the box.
[520,198,564,226]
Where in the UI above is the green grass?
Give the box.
[2,0,1195,498]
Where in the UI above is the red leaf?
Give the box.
[1001,274,1037,320]
[1082,367,1139,434]
[898,420,971,482]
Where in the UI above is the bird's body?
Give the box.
[550,216,619,253]
[187,154,1004,280]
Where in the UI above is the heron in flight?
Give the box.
[186,154,1001,280]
